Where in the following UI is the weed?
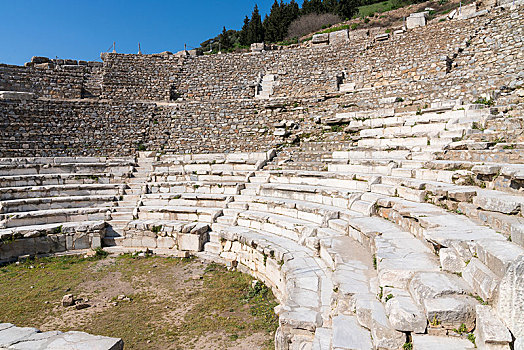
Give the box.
[385,293,394,302]
[473,97,494,106]
[453,323,468,334]
[94,247,109,258]
[467,333,476,346]
[53,225,63,234]
[151,225,162,234]
[372,254,377,269]
[403,342,413,350]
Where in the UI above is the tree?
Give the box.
[220,26,232,51]
[322,0,339,13]
[263,0,283,42]
[247,4,264,44]
[302,0,325,14]
[239,16,250,46]
[338,0,360,19]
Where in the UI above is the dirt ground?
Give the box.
[0,253,278,350]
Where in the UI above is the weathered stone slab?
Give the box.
[384,289,427,333]
[423,295,477,331]
[312,33,329,45]
[406,12,427,29]
[474,305,512,350]
[332,315,373,350]
[409,271,471,303]
[494,255,524,338]
[412,334,475,349]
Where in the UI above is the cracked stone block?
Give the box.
[474,305,511,350]
[423,295,477,331]
[494,255,524,338]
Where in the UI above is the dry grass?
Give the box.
[0,254,278,350]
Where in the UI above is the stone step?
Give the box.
[0,183,124,201]
[0,194,118,213]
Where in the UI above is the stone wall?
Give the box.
[0,62,103,99]
[0,99,157,156]
[0,5,522,156]
[100,52,184,101]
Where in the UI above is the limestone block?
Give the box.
[375,33,390,41]
[0,91,36,100]
[473,191,523,215]
[494,255,524,337]
[462,258,500,302]
[250,42,265,52]
[412,334,475,349]
[409,272,471,304]
[384,290,427,333]
[332,315,373,350]
[329,29,349,45]
[406,13,427,29]
[179,234,202,252]
[475,239,524,278]
[423,295,477,331]
[474,305,512,350]
[355,298,405,349]
[312,33,329,44]
[0,325,39,348]
[440,248,466,273]
[156,237,175,249]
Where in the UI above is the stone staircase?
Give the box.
[255,74,277,100]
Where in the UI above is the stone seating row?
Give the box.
[0,158,135,262]
[237,171,520,346]
[1,154,521,349]
[259,168,524,246]
[205,175,504,348]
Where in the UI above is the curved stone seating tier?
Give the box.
[0,183,126,201]
[207,223,335,348]
[146,181,244,195]
[0,161,134,177]
[151,150,275,173]
[0,173,117,188]
[136,206,223,223]
[266,167,524,247]
[0,207,109,229]
[0,221,106,263]
[139,193,231,208]
[149,171,252,183]
[0,195,118,214]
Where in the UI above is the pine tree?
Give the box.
[302,0,325,14]
[220,26,232,51]
[322,0,339,13]
[247,4,264,44]
[338,0,359,19]
[239,16,250,46]
[263,0,282,42]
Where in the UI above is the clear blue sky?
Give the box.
[0,0,278,65]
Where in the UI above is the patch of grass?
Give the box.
[316,24,350,35]
[473,97,494,106]
[0,256,278,350]
[357,0,395,18]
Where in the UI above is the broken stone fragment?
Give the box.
[62,294,74,307]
